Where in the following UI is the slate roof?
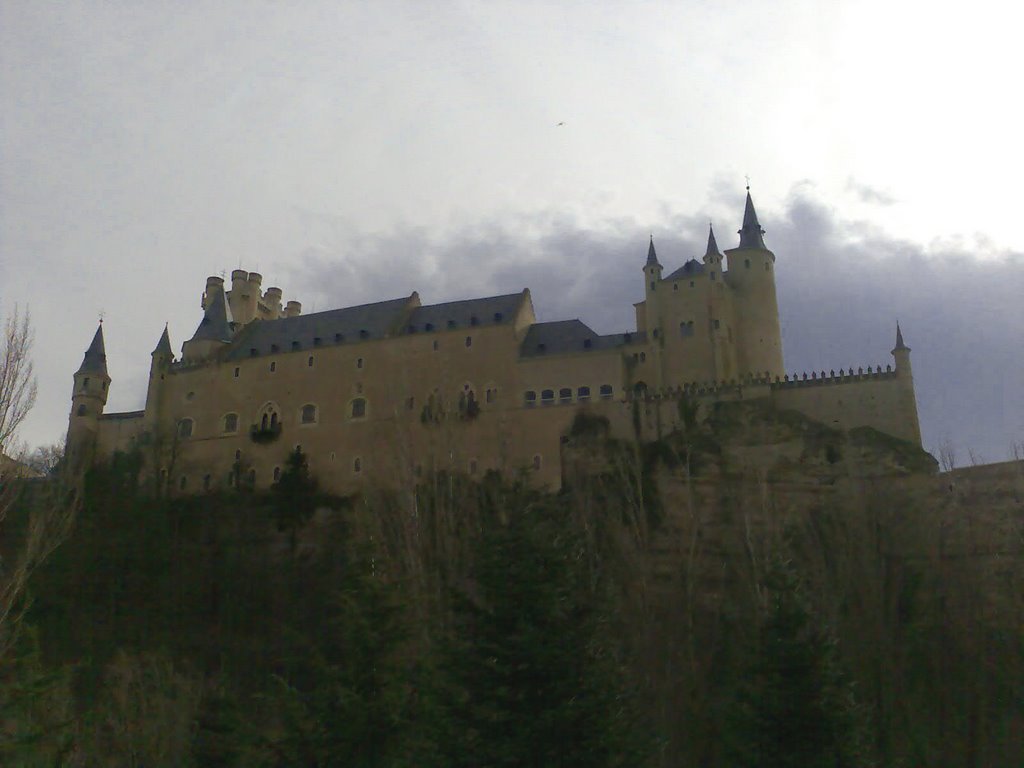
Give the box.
[152,325,173,357]
[645,237,660,267]
[705,223,722,258]
[401,292,525,334]
[737,188,767,249]
[188,288,233,344]
[225,297,413,360]
[519,320,645,358]
[76,324,108,375]
[665,259,705,280]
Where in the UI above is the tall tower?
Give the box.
[67,323,110,465]
[144,325,173,433]
[724,187,784,380]
[891,324,923,445]
[642,236,663,330]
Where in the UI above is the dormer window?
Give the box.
[470,316,479,326]
[583,339,592,349]
[334,333,343,343]
[447,319,456,329]
[250,348,258,357]
[313,337,322,347]
[425,322,434,331]
[493,312,503,322]
[291,341,300,351]
[270,343,280,353]
[359,329,369,339]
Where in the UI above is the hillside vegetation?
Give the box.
[2,402,1022,767]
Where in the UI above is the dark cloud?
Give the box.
[846,177,898,207]
[290,187,1024,464]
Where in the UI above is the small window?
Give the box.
[359,329,369,339]
[447,319,456,329]
[335,333,343,343]
[271,344,280,353]
[425,322,434,331]
[82,377,89,390]
[270,412,279,429]
[673,283,678,291]
[223,413,239,433]
[485,388,496,404]
[233,367,240,378]
[465,336,472,348]
[250,348,258,357]
[179,475,187,491]
[307,356,314,368]
[178,419,194,438]
[269,361,276,372]
[356,358,364,369]
[470,316,479,326]
[351,398,367,418]
[273,466,281,482]
[432,340,439,351]
[577,386,591,401]
[313,337,322,347]
[583,339,592,349]
[77,404,87,417]
[493,312,503,322]
[186,391,195,401]
[541,389,555,406]
[652,329,659,339]
[745,258,751,268]
[524,390,537,407]
[689,281,695,288]
[650,282,656,290]
[640,352,646,362]
[291,341,300,351]
[301,404,317,424]
[532,454,542,471]
[713,319,721,330]
[353,457,362,474]
[559,387,572,404]
[235,449,241,460]
[599,384,613,400]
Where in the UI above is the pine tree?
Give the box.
[442,498,650,767]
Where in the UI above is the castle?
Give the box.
[66,189,922,493]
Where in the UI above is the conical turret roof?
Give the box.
[188,287,233,344]
[705,223,722,258]
[737,188,766,249]
[152,325,172,357]
[76,323,108,376]
[645,236,661,267]
[892,323,910,352]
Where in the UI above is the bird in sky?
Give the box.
[556,121,565,126]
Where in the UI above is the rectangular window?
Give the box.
[233,367,240,378]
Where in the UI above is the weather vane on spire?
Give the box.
[99,310,105,324]
[745,174,750,190]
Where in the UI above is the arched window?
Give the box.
[524,390,537,407]
[76,404,87,417]
[559,387,572,404]
[633,381,648,398]
[270,412,279,429]
[223,413,239,433]
[301,404,317,424]
[745,258,751,268]
[532,454,542,471]
[357,357,364,369]
[465,336,473,348]
[541,389,555,406]
[353,457,362,473]
[577,386,591,401]
[351,398,367,419]
[177,418,194,438]
[599,384,614,400]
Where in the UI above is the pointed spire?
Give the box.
[76,323,108,375]
[152,324,172,358]
[737,187,766,249]
[704,223,722,258]
[645,235,661,267]
[892,322,910,352]
[188,286,233,344]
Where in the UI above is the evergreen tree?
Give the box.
[272,447,318,553]
[728,554,868,768]
[442,498,650,767]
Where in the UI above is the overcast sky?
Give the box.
[2,1,1022,463]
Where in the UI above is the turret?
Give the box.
[642,236,663,329]
[144,325,173,431]
[890,323,923,445]
[67,322,110,465]
[723,187,784,379]
[264,286,283,317]
[228,269,253,325]
[285,300,302,318]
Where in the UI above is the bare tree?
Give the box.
[0,306,37,454]
[0,307,79,662]
[938,438,958,472]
